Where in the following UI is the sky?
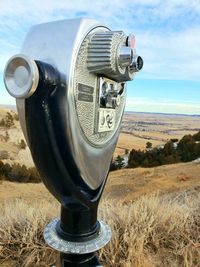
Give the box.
[0,0,200,115]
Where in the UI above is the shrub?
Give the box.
[0,161,41,183]
[128,131,200,169]
[0,193,200,266]
[13,112,19,121]
[28,167,41,183]
[5,112,14,128]
[170,138,179,143]
[18,139,27,150]
[124,148,129,155]
[0,112,14,128]
[0,161,12,177]
[0,150,9,160]
[110,155,126,171]
[115,155,125,169]
[177,135,197,162]
[8,163,29,183]
[146,141,152,150]
[193,131,200,141]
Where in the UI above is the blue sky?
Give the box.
[0,0,200,114]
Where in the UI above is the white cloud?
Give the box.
[0,0,200,108]
[137,27,200,80]
[0,0,199,81]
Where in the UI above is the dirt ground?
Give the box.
[103,160,200,203]
[0,161,200,206]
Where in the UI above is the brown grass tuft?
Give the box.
[0,199,59,267]
[0,192,200,266]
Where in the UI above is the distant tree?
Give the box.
[4,112,14,128]
[124,148,129,155]
[194,142,200,158]
[28,167,41,183]
[8,163,29,182]
[127,130,200,169]
[0,161,41,183]
[144,148,158,167]
[170,138,179,143]
[193,131,200,142]
[115,155,125,169]
[0,161,11,178]
[177,135,196,162]
[13,113,19,121]
[128,149,145,168]
[163,141,174,156]
[129,140,181,169]
[109,161,118,171]
[146,142,152,150]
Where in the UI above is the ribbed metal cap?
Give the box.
[87,31,128,81]
[87,30,143,82]
[4,54,39,98]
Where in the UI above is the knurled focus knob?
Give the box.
[87,31,129,82]
[87,31,143,82]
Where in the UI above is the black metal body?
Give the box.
[59,253,102,267]
[25,61,107,266]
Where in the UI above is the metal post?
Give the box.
[59,252,102,267]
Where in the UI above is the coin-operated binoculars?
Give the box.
[4,18,143,266]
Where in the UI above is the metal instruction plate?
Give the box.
[97,108,115,133]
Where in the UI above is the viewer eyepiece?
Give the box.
[4,54,39,98]
[4,18,143,267]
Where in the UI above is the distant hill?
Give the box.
[0,108,34,167]
[0,160,199,204]
[104,160,200,203]
[125,110,200,117]
[0,105,199,116]
[0,104,16,111]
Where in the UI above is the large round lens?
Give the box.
[137,56,143,71]
[4,54,39,98]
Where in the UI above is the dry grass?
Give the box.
[100,193,200,267]
[0,199,59,267]
[104,162,200,203]
[0,192,200,267]
[1,108,199,164]
[114,133,165,156]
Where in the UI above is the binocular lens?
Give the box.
[137,56,144,71]
[4,54,39,98]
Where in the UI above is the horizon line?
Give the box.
[0,104,199,117]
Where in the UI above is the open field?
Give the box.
[0,107,199,162]
[115,112,200,156]
[0,107,200,266]
[0,161,200,267]
[104,161,200,203]
[0,160,200,204]
[115,132,164,156]
[0,108,34,167]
